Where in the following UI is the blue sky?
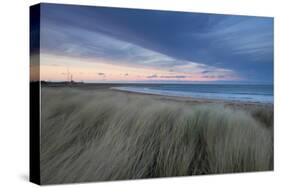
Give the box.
[39,3,273,83]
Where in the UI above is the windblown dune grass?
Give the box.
[40,87,273,184]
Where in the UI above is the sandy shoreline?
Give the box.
[111,87,272,106]
[43,82,273,109]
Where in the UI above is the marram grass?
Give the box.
[40,87,273,184]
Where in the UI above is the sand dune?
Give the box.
[40,86,273,184]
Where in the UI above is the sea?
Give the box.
[112,84,273,103]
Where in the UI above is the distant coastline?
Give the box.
[111,84,273,104]
[36,81,273,104]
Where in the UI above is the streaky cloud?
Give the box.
[40,4,273,83]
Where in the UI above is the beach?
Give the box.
[40,83,273,184]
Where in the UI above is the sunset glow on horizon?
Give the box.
[40,53,239,83]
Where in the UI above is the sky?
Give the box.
[36,3,273,83]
